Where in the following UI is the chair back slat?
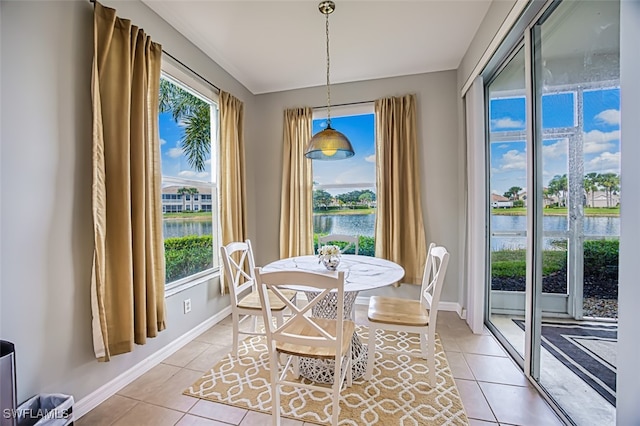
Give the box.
[420,244,450,325]
[318,234,359,255]
[255,268,346,350]
[220,240,257,304]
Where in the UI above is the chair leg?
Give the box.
[365,326,377,380]
[346,349,353,387]
[251,314,258,333]
[275,311,284,328]
[427,329,436,386]
[420,330,428,359]
[270,350,281,426]
[331,357,342,425]
[232,312,240,357]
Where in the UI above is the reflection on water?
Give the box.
[492,215,620,250]
[163,219,213,239]
[313,214,376,237]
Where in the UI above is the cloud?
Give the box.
[542,139,568,159]
[492,117,525,130]
[499,149,526,171]
[167,147,183,158]
[178,170,210,179]
[160,138,167,145]
[585,151,620,173]
[364,154,376,163]
[583,130,619,153]
[498,144,510,149]
[595,109,620,126]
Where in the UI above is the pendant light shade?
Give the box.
[304,1,355,160]
[305,125,355,160]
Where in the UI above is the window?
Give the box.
[311,105,376,256]
[159,60,220,293]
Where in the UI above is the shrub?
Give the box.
[164,235,213,282]
[584,239,619,281]
[313,234,375,257]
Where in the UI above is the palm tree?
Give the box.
[584,172,599,207]
[188,187,199,211]
[599,173,620,207]
[159,79,211,172]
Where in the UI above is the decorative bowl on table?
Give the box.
[318,244,341,271]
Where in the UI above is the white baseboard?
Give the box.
[74,307,232,419]
[354,296,464,318]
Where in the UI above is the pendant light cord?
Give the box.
[325,10,331,127]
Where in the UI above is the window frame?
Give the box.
[160,57,221,297]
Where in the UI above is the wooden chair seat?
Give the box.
[365,244,450,387]
[255,268,353,425]
[368,296,429,327]
[237,289,297,311]
[276,318,356,360]
[221,240,298,357]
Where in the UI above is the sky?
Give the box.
[159,111,212,184]
[158,87,620,198]
[489,87,620,196]
[312,114,376,196]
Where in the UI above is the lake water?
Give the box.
[163,219,213,239]
[491,215,620,250]
[163,214,620,248]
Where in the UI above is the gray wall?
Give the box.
[0,0,250,404]
[250,71,462,304]
[457,0,518,92]
[616,1,640,423]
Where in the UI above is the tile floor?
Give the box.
[77,307,565,426]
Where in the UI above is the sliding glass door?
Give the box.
[530,2,619,424]
[484,1,620,424]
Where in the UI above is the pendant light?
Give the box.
[304,1,355,160]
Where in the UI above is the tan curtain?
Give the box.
[374,94,427,284]
[280,108,314,258]
[91,2,166,361]
[219,91,247,294]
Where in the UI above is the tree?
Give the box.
[359,192,373,207]
[177,187,189,211]
[313,189,333,210]
[177,187,199,212]
[159,79,211,172]
[547,174,568,206]
[598,173,620,207]
[503,186,522,201]
[584,172,599,207]
[188,187,199,211]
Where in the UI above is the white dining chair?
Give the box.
[365,243,449,386]
[318,234,359,255]
[255,267,355,426]
[220,240,297,357]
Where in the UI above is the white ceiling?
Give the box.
[142,0,492,95]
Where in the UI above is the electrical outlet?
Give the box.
[183,299,192,314]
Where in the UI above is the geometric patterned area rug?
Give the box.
[513,319,617,406]
[184,326,469,425]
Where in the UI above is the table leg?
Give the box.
[298,291,367,384]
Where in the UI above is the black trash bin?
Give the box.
[1,341,17,426]
[15,394,73,426]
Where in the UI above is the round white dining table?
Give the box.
[263,254,405,382]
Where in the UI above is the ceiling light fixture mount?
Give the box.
[304,0,355,160]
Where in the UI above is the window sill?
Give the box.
[165,268,221,298]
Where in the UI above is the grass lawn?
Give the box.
[163,212,212,220]
[313,208,375,216]
[492,207,619,216]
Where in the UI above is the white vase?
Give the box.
[322,256,340,271]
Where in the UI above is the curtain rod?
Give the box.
[312,100,374,109]
[89,0,221,93]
